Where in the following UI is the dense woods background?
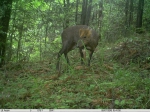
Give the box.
[0,0,150,109]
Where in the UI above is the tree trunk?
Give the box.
[0,0,12,67]
[80,0,87,25]
[7,8,17,62]
[125,0,129,27]
[124,0,129,36]
[129,0,133,26]
[40,30,42,61]
[136,0,144,33]
[80,0,92,25]
[63,0,70,28]
[85,0,92,26]
[98,0,103,32]
[75,0,79,24]
[17,21,24,62]
[45,24,48,49]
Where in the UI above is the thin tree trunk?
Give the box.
[125,0,129,27]
[63,0,70,28]
[124,0,129,36]
[45,24,48,49]
[75,0,79,24]
[98,0,103,32]
[17,21,24,62]
[129,0,133,26]
[40,30,42,61]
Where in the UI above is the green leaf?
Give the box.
[115,100,120,105]
[120,100,125,106]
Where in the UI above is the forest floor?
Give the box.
[0,34,150,109]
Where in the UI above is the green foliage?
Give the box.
[52,35,61,44]
[1,35,150,108]
[1,0,150,109]
[143,0,150,30]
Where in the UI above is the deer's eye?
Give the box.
[83,36,86,38]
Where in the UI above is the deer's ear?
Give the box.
[79,29,84,37]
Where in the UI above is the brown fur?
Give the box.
[56,25,100,75]
[79,28,91,38]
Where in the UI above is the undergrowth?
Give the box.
[0,34,150,109]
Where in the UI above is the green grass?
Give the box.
[0,38,150,109]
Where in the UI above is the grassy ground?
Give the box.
[0,36,150,109]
